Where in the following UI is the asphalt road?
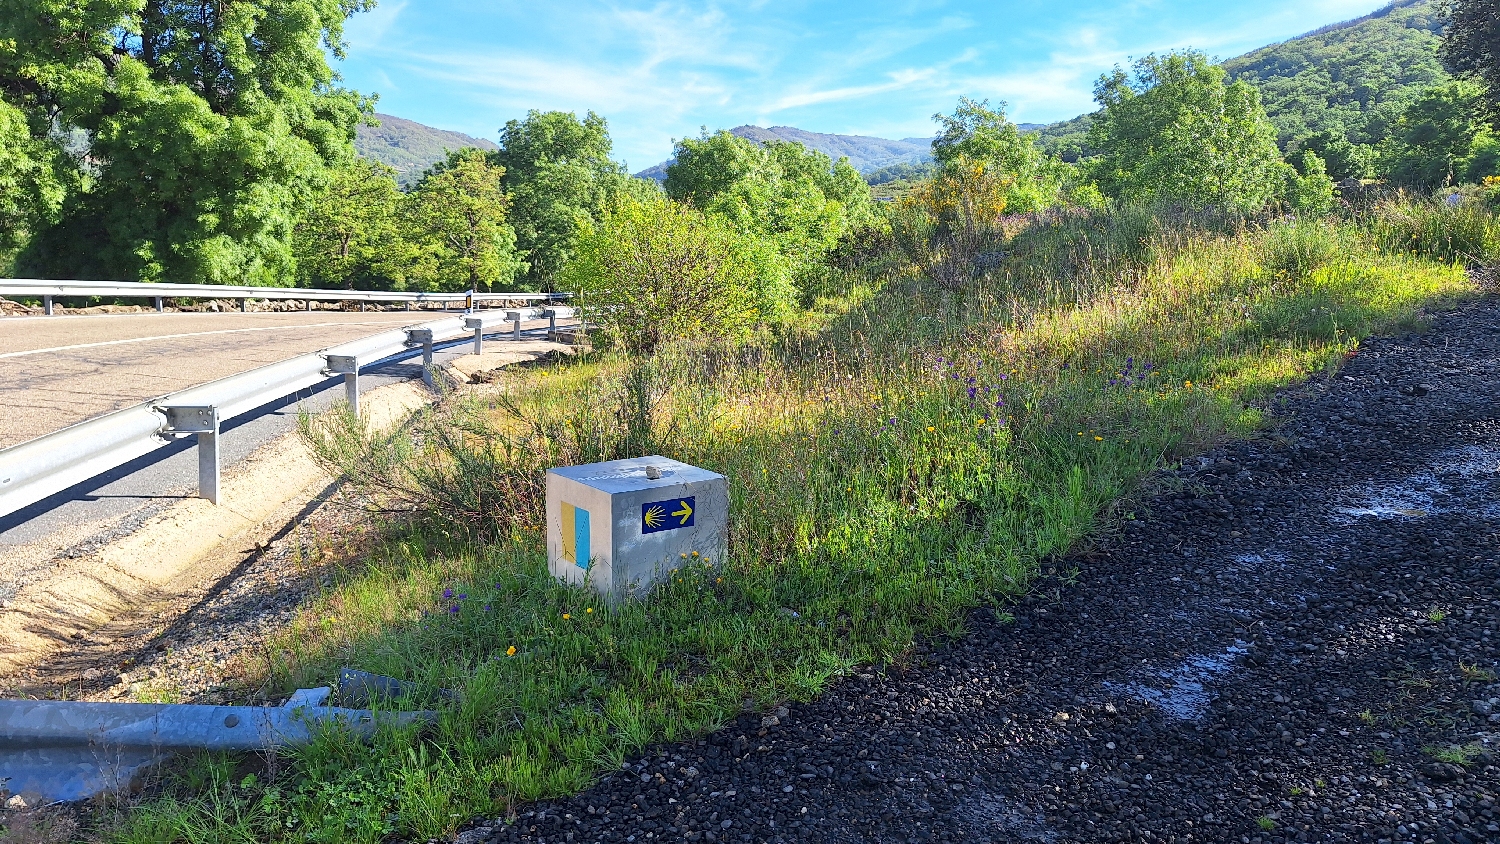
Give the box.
[0,311,558,558]
[0,310,453,448]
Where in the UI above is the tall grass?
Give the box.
[1365,193,1500,266]
[100,208,1476,843]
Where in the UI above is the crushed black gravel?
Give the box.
[467,297,1500,844]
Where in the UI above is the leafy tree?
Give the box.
[293,159,408,289]
[1298,131,1377,181]
[405,149,526,292]
[1379,80,1486,186]
[559,192,758,355]
[1087,51,1291,210]
[664,130,871,320]
[492,110,627,288]
[1468,135,1500,180]
[931,97,1064,211]
[1439,0,1500,125]
[1286,150,1338,215]
[1,0,372,283]
[0,96,71,267]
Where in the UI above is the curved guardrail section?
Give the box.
[0,307,576,518]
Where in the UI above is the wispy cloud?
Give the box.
[335,0,1395,168]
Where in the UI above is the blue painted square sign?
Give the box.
[641,496,695,534]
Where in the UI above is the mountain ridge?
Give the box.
[354,113,498,186]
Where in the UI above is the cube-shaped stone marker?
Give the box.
[546,456,728,600]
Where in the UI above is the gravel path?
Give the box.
[472,298,1500,844]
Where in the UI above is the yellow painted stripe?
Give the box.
[561,502,576,564]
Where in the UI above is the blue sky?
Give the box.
[338,0,1386,171]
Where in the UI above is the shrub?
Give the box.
[559,193,759,354]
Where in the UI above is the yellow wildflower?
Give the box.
[506,646,517,656]
[562,613,571,620]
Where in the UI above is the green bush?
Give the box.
[558,193,760,354]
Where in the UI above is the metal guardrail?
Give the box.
[0,278,568,315]
[0,306,578,518]
[2,675,433,802]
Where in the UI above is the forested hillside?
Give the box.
[355,114,498,186]
[1036,0,1453,165]
[1223,0,1448,146]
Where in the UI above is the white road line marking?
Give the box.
[0,323,408,360]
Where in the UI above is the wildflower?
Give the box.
[443,588,454,599]
[927,426,935,432]
[562,613,571,620]
[1095,436,1103,441]
[1185,380,1193,388]
[716,577,723,584]
[458,593,467,601]
[449,605,460,614]
[506,646,517,657]
[691,550,700,557]
[586,607,594,613]
[483,604,492,612]
[977,418,987,426]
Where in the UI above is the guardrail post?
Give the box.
[159,406,220,504]
[239,298,247,313]
[406,328,435,388]
[154,297,164,313]
[547,308,557,341]
[325,355,360,417]
[305,299,312,311]
[464,317,484,355]
[506,310,523,340]
[43,295,53,316]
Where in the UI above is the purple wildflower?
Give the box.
[443,588,454,599]
[449,605,460,614]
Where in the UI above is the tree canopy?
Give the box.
[1087,51,1291,210]
[1,0,372,283]
[930,98,1064,212]
[492,110,627,288]
[665,130,872,319]
[1440,0,1500,126]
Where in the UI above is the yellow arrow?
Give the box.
[672,500,693,525]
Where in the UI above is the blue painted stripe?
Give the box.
[575,506,590,570]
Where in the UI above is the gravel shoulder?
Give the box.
[473,297,1500,844]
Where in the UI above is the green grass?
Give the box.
[96,206,1476,842]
